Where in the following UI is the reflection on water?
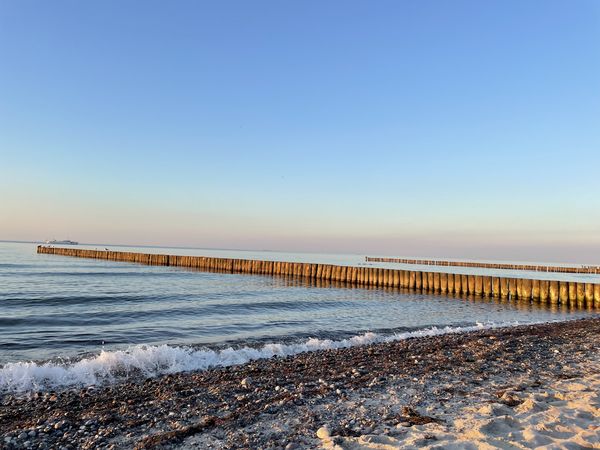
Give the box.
[0,242,597,365]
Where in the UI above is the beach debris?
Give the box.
[396,406,442,426]
[316,425,331,439]
[497,391,522,407]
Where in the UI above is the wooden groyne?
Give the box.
[38,246,600,309]
[366,256,600,274]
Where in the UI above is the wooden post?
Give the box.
[549,281,559,305]
[409,271,416,289]
[468,275,476,295]
[415,272,422,290]
[440,273,448,294]
[521,279,532,301]
[509,278,517,299]
[433,272,441,292]
[539,280,549,304]
[391,270,400,288]
[474,276,483,296]
[344,265,351,282]
[482,276,491,297]
[516,278,523,299]
[576,283,585,307]
[568,282,577,307]
[399,270,406,288]
[338,266,347,283]
[532,280,540,302]
[454,273,462,295]
[310,264,324,279]
[300,263,308,279]
[492,277,500,298]
[330,265,339,282]
[447,273,455,294]
[389,268,396,287]
[383,269,392,287]
[374,268,381,286]
[325,265,334,281]
[559,282,568,305]
[316,264,323,280]
[367,268,374,285]
[584,283,594,308]
[340,265,348,283]
[369,268,376,285]
[382,269,389,287]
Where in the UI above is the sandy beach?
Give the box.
[318,347,600,450]
[1,318,599,449]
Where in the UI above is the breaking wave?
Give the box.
[0,321,524,393]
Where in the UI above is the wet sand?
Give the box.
[1,318,599,449]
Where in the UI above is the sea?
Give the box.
[0,241,597,393]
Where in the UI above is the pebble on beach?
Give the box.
[1,319,599,450]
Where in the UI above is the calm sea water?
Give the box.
[0,241,597,392]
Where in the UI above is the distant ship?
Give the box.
[45,239,79,245]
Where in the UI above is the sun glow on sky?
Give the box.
[1,1,599,263]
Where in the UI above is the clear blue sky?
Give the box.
[1,1,599,262]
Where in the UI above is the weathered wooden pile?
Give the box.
[366,256,600,274]
[38,246,600,308]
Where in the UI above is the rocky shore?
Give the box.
[1,318,599,449]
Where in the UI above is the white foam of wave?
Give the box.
[1,321,525,393]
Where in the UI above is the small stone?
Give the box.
[316,425,331,440]
[241,377,252,388]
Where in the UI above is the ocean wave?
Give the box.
[0,321,524,393]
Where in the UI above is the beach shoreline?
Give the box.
[1,318,599,449]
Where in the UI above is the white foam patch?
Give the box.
[0,321,523,393]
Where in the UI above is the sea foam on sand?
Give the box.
[0,321,521,393]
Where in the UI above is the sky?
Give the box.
[1,1,599,263]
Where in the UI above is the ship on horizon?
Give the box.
[44,239,79,245]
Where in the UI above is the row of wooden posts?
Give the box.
[366,256,600,274]
[38,246,600,309]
